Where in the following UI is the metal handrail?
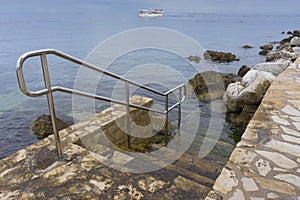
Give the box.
[16,49,186,158]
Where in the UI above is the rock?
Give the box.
[260,44,273,51]
[237,65,251,77]
[187,55,200,63]
[226,104,258,138]
[280,37,293,45]
[290,36,300,47]
[242,45,253,49]
[292,47,300,54]
[266,51,297,62]
[237,105,258,125]
[242,69,276,87]
[31,114,69,139]
[293,30,300,37]
[276,42,291,51]
[239,77,271,106]
[287,31,293,35]
[188,71,241,101]
[281,31,285,34]
[223,77,271,113]
[223,82,245,112]
[252,59,291,76]
[203,50,239,63]
[259,50,269,56]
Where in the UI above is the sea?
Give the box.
[0,2,300,159]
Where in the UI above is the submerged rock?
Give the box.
[31,114,69,139]
[203,50,239,63]
[259,50,269,56]
[187,55,201,63]
[188,71,241,101]
[242,45,254,49]
[260,44,273,51]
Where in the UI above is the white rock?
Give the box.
[213,168,238,194]
[265,139,300,157]
[267,193,279,199]
[242,69,276,87]
[291,36,300,47]
[292,47,300,54]
[229,148,257,167]
[291,117,300,122]
[229,189,245,200]
[255,150,298,169]
[275,174,300,187]
[266,51,297,62]
[239,77,271,105]
[252,59,291,76]
[272,116,290,125]
[223,82,245,112]
[282,134,300,145]
[280,125,300,137]
[293,122,300,131]
[255,159,271,176]
[282,105,300,116]
[241,177,259,191]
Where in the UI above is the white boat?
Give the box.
[139,9,163,17]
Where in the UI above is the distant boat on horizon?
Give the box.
[139,9,164,17]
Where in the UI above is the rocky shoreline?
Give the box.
[189,29,300,141]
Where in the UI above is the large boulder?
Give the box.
[290,37,300,47]
[188,71,241,101]
[223,82,245,112]
[260,44,273,51]
[31,114,69,139]
[266,51,297,62]
[203,50,239,63]
[252,59,291,76]
[224,77,271,113]
[242,69,276,87]
[237,65,251,77]
[239,77,271,105]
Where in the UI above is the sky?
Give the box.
[1,0,299,15]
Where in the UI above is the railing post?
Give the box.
[164,94,169,144]
[40,53,62,158]
[178,87,182,135]
[125,81,131,148]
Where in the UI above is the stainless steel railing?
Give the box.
[16,49,186,158]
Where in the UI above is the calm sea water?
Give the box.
[0,5,299,159]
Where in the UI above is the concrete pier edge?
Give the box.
[205,57,300,199]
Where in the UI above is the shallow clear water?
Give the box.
[0,4,300,158]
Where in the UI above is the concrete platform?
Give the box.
[206,61,300,199]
